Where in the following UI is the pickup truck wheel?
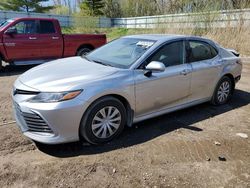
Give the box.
[0,57,3,70]
[77,47,92,57]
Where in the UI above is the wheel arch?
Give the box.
[0,52,5,61]
[78,94,134,138]
[222,73,235,92]
[107,94,134,127]
[0,52,4,68]
[87,94,134,126]
[76,44,95,55]
[78,94,134,141]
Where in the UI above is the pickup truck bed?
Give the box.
[63,34,106,57]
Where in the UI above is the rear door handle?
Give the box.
[180,69,191,75]
[29,37,37,40]
[52,37,59,40]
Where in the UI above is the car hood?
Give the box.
[18,57,119,92]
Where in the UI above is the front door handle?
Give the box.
[180,69,190,75]
[29,37,37,40]
[52,37,59,40]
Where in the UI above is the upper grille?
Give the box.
[15,103,53,133]
[13,89,40,96]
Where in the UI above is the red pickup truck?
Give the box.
[0,17,106,68]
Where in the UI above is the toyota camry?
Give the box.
[12,35,242,144]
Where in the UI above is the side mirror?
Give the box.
[5,27,17,35]
[144,61,165,76]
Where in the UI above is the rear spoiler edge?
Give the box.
[227,48,240,57]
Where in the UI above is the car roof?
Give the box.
[12,17,58,21]
[123,34,210,42]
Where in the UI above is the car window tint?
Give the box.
[13,20,37,34]
[40,21,55,34]
[210,45,218,57]
[187,41,218,63]
[147,41,184,67]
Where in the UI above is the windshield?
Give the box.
[86,38,156,69]
[0,19,14,30]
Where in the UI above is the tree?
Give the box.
[49,5,70,15]
[120,0,159,17]
[103,0,122,18]
[117,0,250,17]
[0,0,54,13]
[231,0,250,9]
[80,0,104,16]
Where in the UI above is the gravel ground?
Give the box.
[0,61,249,188]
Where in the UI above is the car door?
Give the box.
[134,40,192,117]
[186,40,221,101]
[38,20,63,59]
[3,20,42,60]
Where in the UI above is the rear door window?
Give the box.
[39,20,56,34]
[187,41,218,63]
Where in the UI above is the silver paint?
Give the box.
[12,34,242,144]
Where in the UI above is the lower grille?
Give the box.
[22,112,53,133]
[15,103,53,133]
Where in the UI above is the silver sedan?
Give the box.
[12,35,242,144]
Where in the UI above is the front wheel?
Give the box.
[80,97,127,144]
[211,76,233,105]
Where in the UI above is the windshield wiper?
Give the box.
[92,60,113,67]
[82,56,90,61]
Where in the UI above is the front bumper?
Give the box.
[12,88,90,144]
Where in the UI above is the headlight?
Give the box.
[28,90,82,103]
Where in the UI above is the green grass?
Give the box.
[62,27,150,41]
[106,28,129,40]
[61,27,75,34]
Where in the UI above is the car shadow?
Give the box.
[0,64,36,77]
[36,89,250,157]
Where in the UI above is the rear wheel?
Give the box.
[211,76,233,105]
[77,47,92,57]
[80,97,126,144]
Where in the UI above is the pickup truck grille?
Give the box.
[15,103,53,133]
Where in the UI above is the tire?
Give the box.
[0,57,3,70]
[80,97,127,144]
[211,76,233,105]
[77,47,92,57]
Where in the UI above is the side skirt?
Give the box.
[133,98,210,123]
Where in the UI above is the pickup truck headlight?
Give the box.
[28,90,82,103]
